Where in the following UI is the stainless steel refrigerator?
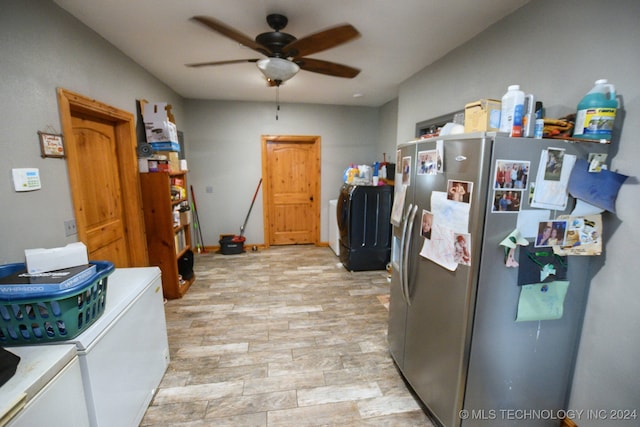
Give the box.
[388,133,609,427]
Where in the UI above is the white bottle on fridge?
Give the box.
[499,84,525,137]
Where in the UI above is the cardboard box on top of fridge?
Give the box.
[24,242,89,274]
[464,99,502,133]
[140,100,180,151]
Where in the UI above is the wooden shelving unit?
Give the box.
[139,171,194,299]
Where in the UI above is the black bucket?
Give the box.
[219,235,245,255]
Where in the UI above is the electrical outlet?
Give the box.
[64,219,77,237]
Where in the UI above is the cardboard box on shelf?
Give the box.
[464,99,501,133]
[140,100,180,151]
[148,159,170,172]
[180,210,192,227]
[150,141,180,152]
[156,151,180,173]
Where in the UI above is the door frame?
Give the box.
[57,88,148,266]
[261,135,321,248]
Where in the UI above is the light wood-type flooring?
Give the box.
[140,245,434,426]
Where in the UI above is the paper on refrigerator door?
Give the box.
[516,281,570,322]
[516,209,551,238]
[530,148,576,210]
[390,184,407,226]
[552,214,603,256]
[419,191,472,270]
[430,191,470,233]
[420,223,458,271]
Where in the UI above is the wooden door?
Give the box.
[262,135,320,246]
[69,116,129,265]
[57,88,148,267]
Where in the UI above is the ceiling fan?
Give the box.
[187,14,361,86]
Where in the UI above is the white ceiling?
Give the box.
[53,0,529,107]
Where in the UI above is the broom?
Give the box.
[190,185,207,253]
[237,178,263,240]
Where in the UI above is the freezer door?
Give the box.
[402,136,492,427]
[387,143,417,369]
[387,205,408,369]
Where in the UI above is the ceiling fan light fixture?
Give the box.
[256,57,300,83]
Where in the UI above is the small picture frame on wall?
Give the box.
[38,131,65,158]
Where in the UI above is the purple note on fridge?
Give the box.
[568,158,628,213]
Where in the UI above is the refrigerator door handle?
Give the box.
[398,203,413,304]
[402,204,419,305]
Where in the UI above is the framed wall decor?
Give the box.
[38,131,65,158]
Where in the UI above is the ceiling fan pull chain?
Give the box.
[276,84,280,120]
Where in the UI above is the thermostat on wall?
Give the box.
[12,168,42,192]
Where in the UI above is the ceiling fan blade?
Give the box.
[296,58,360,78]
[190,16,270,56]
[186,59,258,68]
[284,24,360,58]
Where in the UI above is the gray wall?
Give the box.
[397,0,639,424]
[0,0,183,264]
[377,98,399,166]
[184,99,381,245]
